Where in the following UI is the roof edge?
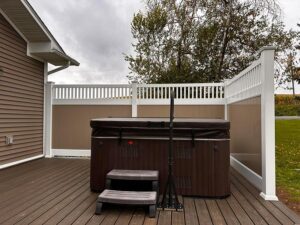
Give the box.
[51,49,80,66]
[22,0,66,54]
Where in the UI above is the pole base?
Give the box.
[157,199,184,211]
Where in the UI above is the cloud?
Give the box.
[29,0,143,84]
[29,0,300,93]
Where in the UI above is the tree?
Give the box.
[296,23,300,85]
[275,23,300,95]
[284,52,298,96]
[125,0,299,85]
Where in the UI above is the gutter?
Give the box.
[47,49,80,75]
[48,62,70,76]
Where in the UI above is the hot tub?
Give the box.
[90,118,230,197]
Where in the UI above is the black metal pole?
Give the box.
[169,91,174,206]
[158,89,183,211]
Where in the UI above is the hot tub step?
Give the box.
[106,169,159,191]
[107,169,158,181]
[95,189,157,217]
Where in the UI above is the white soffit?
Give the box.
[0,0,79,66]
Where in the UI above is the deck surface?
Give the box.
[0,158,299,225]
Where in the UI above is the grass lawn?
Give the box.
[276,120,300,212]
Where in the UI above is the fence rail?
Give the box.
[52,83,225,105]
[137,83,224,100]
[52,85,132,100]
[225,59,262,104]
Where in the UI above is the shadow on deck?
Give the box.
[0,158,299,225]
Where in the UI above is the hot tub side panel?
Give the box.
[91,138,230,197]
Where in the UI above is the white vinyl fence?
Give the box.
[225,46,277,201]
[51,83,225,106]
[45,46,277,200]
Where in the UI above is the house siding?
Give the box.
[0,14,44,165]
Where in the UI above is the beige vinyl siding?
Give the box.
[0,14,44,165]
[52,105,224,150]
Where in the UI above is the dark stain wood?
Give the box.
[129,208,146,225]
[226,195,254,225]
[194,199,213,225]
[184,197,199,225]
[0,158,299,225]
[231,184,268,225]
[91,138,230,197]
[99,209,120,225]
[158,211,172,225]
[231,177,281,225]
[231,169,295,225]
[216,199,241,225]
[206,200,227,225]
[115,208,134,225]
[72,202,99,225]
[271,201,300,225]
[0,162,86,224]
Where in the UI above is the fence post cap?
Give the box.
[46,81,55,85]
[258,46,277,54]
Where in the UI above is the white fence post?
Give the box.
[131,83,138,117]
[259,46,278,201]
[45,82,54,158]
[224,81,228,120]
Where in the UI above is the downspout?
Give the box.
[44,61,70,158]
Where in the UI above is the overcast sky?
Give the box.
[29,0,300,93]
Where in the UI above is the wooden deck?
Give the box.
[0,158,299,225]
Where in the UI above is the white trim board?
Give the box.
[52,149,91,157]
[0,8,29,43]
[260,192,278,201]
[230,155,262,190]
[230,155,278,200]
[0,8,46,63]
[226,89,261,105]
[0,155,44,170]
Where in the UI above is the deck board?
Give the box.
[129,208,146,225]
[13,170,89,225]
[115,208,134,225]
[217,199,241,225]
[99,209,120,225]
[206,200,227,225]
[231,178,282,225]
[184,197,199,225]
[0,159,81,205]
[231,184,268,225]
[0,162,87,224]
[195,199,213,225]
[157,211,172,225]
[231,170,295,225]
[0,158,299,225]
[226,195,254,225]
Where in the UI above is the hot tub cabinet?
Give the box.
[90,118,230,198]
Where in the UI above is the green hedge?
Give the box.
[275,105,300,116]
[275,95,300,116]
